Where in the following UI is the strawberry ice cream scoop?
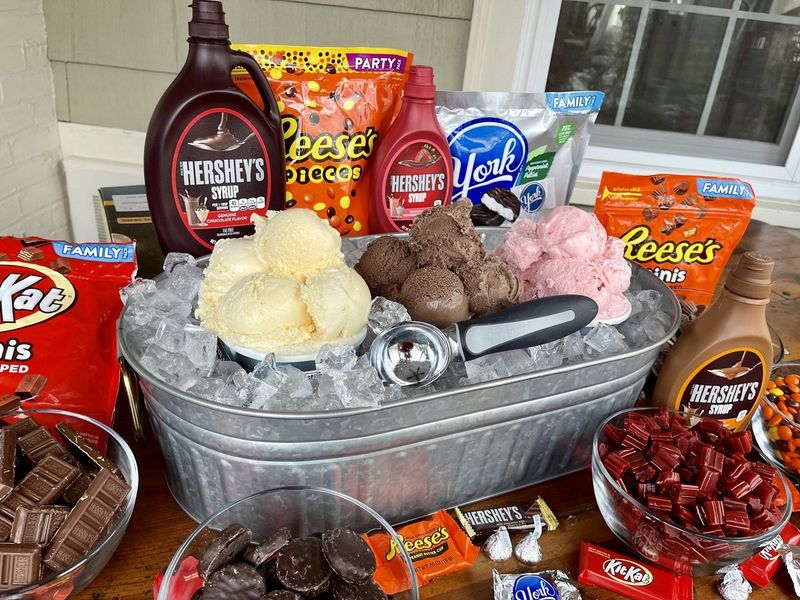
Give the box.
[493,206,631,321]
[537,205,607,259]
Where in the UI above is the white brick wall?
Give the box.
[0,0,70,239]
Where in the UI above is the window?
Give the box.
[546,0,800,165]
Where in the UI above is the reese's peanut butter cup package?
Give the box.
[233,45,412,236]
[366,509,479,594]
[595,173,755,311]
[0,237,137,435]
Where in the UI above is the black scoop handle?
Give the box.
[454,295,598,362]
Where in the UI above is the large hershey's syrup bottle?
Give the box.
[144,0,284,256]
[652,251,775,431]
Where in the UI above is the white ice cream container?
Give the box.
[221,327,368,372]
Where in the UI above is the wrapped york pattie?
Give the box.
[492,569,581,600]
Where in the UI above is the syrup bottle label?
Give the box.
[172,108,271,249]
[675,346,768,429]
[381,141,449,231]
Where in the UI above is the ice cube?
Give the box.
[120,278,156,305]
[282,366,314,399]
[626,293,643,317]
[643,318,668,342]
[584,323,629,354]
[368,297,411,335]
[140,344,200,391]
[252,354,288,387]
[213,360,243,383]
[188,377,229,402]
[163,252,197,273]
[124,324,157,355]
[561,331,584,361]
[124,301,159,328]
[316,344,358,373]
[184,325,217,374]
[636,289,662,312]
[153,319,185,353]
[529,341,564,371]
[618,317,648,348]
[161,262,203,301]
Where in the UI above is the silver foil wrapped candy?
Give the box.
[484,526,513,562]
[514,514,543,565]
[716,566,751,600]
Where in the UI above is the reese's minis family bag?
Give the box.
[594,173,755,311]
[233,44,412,235]
[0,237,137,434]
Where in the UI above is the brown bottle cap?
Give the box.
[725,251,774,299]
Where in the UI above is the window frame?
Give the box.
[463,0,800,222]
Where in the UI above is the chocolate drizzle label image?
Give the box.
[381,141,449,230]
[172,108,271,249]
[677,347,767,427]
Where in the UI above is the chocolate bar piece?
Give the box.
[455,497,559,540]
[0,395,20,413]
[48,258,71,274]
[0,543,41,590]
[56,422,120,475]
[0,431,15,502]
[13,375,46,400]
[3,418,38,439]
[10,505,69,545]
[0,455,80,541]
[43,469,130,572]
[17,427,69,464]
[16,248,44,262]
[21,237,48,247]
[61,470,95,505]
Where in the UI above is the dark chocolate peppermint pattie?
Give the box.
[203,562,265,600]
[322,528,376,584]
[243,526,291,568]
[199,523,252,579]
[332,579,388,600]
[470,187,521,226]
[276,537,332,596]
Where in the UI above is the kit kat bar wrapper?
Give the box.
[740,522,800,586]
[455,497,558,540]
[578,541,693,600]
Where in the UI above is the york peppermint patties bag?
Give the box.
[435,91,603,226]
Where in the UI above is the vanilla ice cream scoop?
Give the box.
[252,209,344,277]
[302,266,371,341]
[215,272,314,351]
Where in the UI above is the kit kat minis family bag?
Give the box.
[595,172,755,312]
[0,237,137,438]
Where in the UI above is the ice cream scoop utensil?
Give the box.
[370,295,598,386]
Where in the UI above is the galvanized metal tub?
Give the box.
[119,229,680,524]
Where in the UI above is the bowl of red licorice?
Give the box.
[593,406,791,576]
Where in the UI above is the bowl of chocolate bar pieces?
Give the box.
[158,485,418,600]
[0,408,137,599]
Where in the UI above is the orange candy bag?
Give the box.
[365,509,479,594]
[595,172,755,312]
[233,45,412,235]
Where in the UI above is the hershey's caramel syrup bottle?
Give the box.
[652,252,775,431]
[144,0,284,256]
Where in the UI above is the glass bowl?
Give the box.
[158,486,419,600]
[593,407,792,576]
[0,408,138,599]
[752,362,800,481]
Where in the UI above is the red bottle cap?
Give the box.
[578,541,693,600]
[404,65,436,100]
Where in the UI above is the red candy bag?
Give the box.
[0,237,136,437]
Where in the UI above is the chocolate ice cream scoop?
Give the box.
[456,256,523,317]
[355,236,416,301]
[399,266,470,329]
[410,200,485,269]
